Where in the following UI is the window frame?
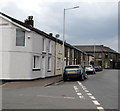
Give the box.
[32,55,41,71]
[16,29,25,46]
[47,56,51,71]
[42,38,46,52]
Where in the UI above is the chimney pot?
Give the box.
[25,16,34,27]
[49,33,53,37]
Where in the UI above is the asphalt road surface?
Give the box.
[2,69,119,110]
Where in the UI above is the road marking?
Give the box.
[73,86,85,99]
[97,107,104,110]
[87,93,92,96]
[84,90,89,93]
[37,95,75,100]
[92,100,100,105]
[64,97,75,99]
[89,96,96,100]
[79,96,85,99]
[73,86,79,92]
[73,86,78,89]
[77,93,82,95]
[82,88,86,90]
[77,81,82,86]
[77,81,105,111]
[0,82,8,88]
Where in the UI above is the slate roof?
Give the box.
[74,45,119,54]
[0,12,85,54]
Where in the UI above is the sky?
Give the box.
[0,0,119,52]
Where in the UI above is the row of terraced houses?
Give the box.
[0,12,119,80]
[0,13,94,80]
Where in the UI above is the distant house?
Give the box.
[74,45,120,69]
[0,12,90,80]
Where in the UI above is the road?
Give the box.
[2,70,119,110]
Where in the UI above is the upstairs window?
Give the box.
[42,38,46,52]
[16,29,25,46]
[105,54,108,58]
[48,40,51,53]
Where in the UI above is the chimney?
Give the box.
[49,33,53,37]
[25,16,34,27]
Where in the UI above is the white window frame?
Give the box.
[33,55,41,71]
[48,57,51,71]
[16,29,25,46]
[48,40,52,53]
[57,58,61,69]
[42,38,46,53]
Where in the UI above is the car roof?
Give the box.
[65,65,81,67]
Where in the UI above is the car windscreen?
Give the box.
[65,66,79,69]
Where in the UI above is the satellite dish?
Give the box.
[55,34,60,38]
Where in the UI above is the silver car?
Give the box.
[63,65,88,81]
[84,65,96,74]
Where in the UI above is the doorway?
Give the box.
[42,56,45,78]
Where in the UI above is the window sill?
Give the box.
[42,51,46,54]
[48,52,52,55]
[47,70,51,72]
[56,68,60,70]
[32,69,41,71]
[58,52,62,54]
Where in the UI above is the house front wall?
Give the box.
[55,42,62,75]
[0,15,55,80]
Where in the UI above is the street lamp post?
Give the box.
[94,44,95,67]
[62,6,79,75]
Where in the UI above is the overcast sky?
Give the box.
[0,0,119,52]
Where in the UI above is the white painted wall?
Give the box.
[0,15,56,80]
[55,42,62,75]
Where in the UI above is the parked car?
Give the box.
[94,66,103,72]
[84,65,96,74]
[63,65,88,81]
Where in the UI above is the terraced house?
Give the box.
[74,45,120,69]
[0,12,91,80]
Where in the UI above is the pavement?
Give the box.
[1,75,63,88]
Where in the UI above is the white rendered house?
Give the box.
[0,13,57,80]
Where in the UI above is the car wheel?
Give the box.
[80,74,84,81]
[63,76,67,81]
[84,73,88,79]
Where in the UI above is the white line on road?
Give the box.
[92,100,100,105]
[73,86,85,99]
[37,95,75,100]
[97,107,104,110]
[89,96,96,100]
[84,90,89,93]
[77,81,105,111]
[77,93,82,96]
[73,86,79,92]
[79,96,85,99]
[87,93,92,96]
[0,83,8,88]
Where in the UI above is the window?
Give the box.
[33,56,40,71]
[83,55,85,60]
[105,54,108,58]
[57,58,60,69]
[16,29,25,46]
[48,57,51,71]
[48,40,51,53]
[42,38,46,52]
[98,54,102,58]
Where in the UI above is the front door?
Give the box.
[42,56,45,78]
